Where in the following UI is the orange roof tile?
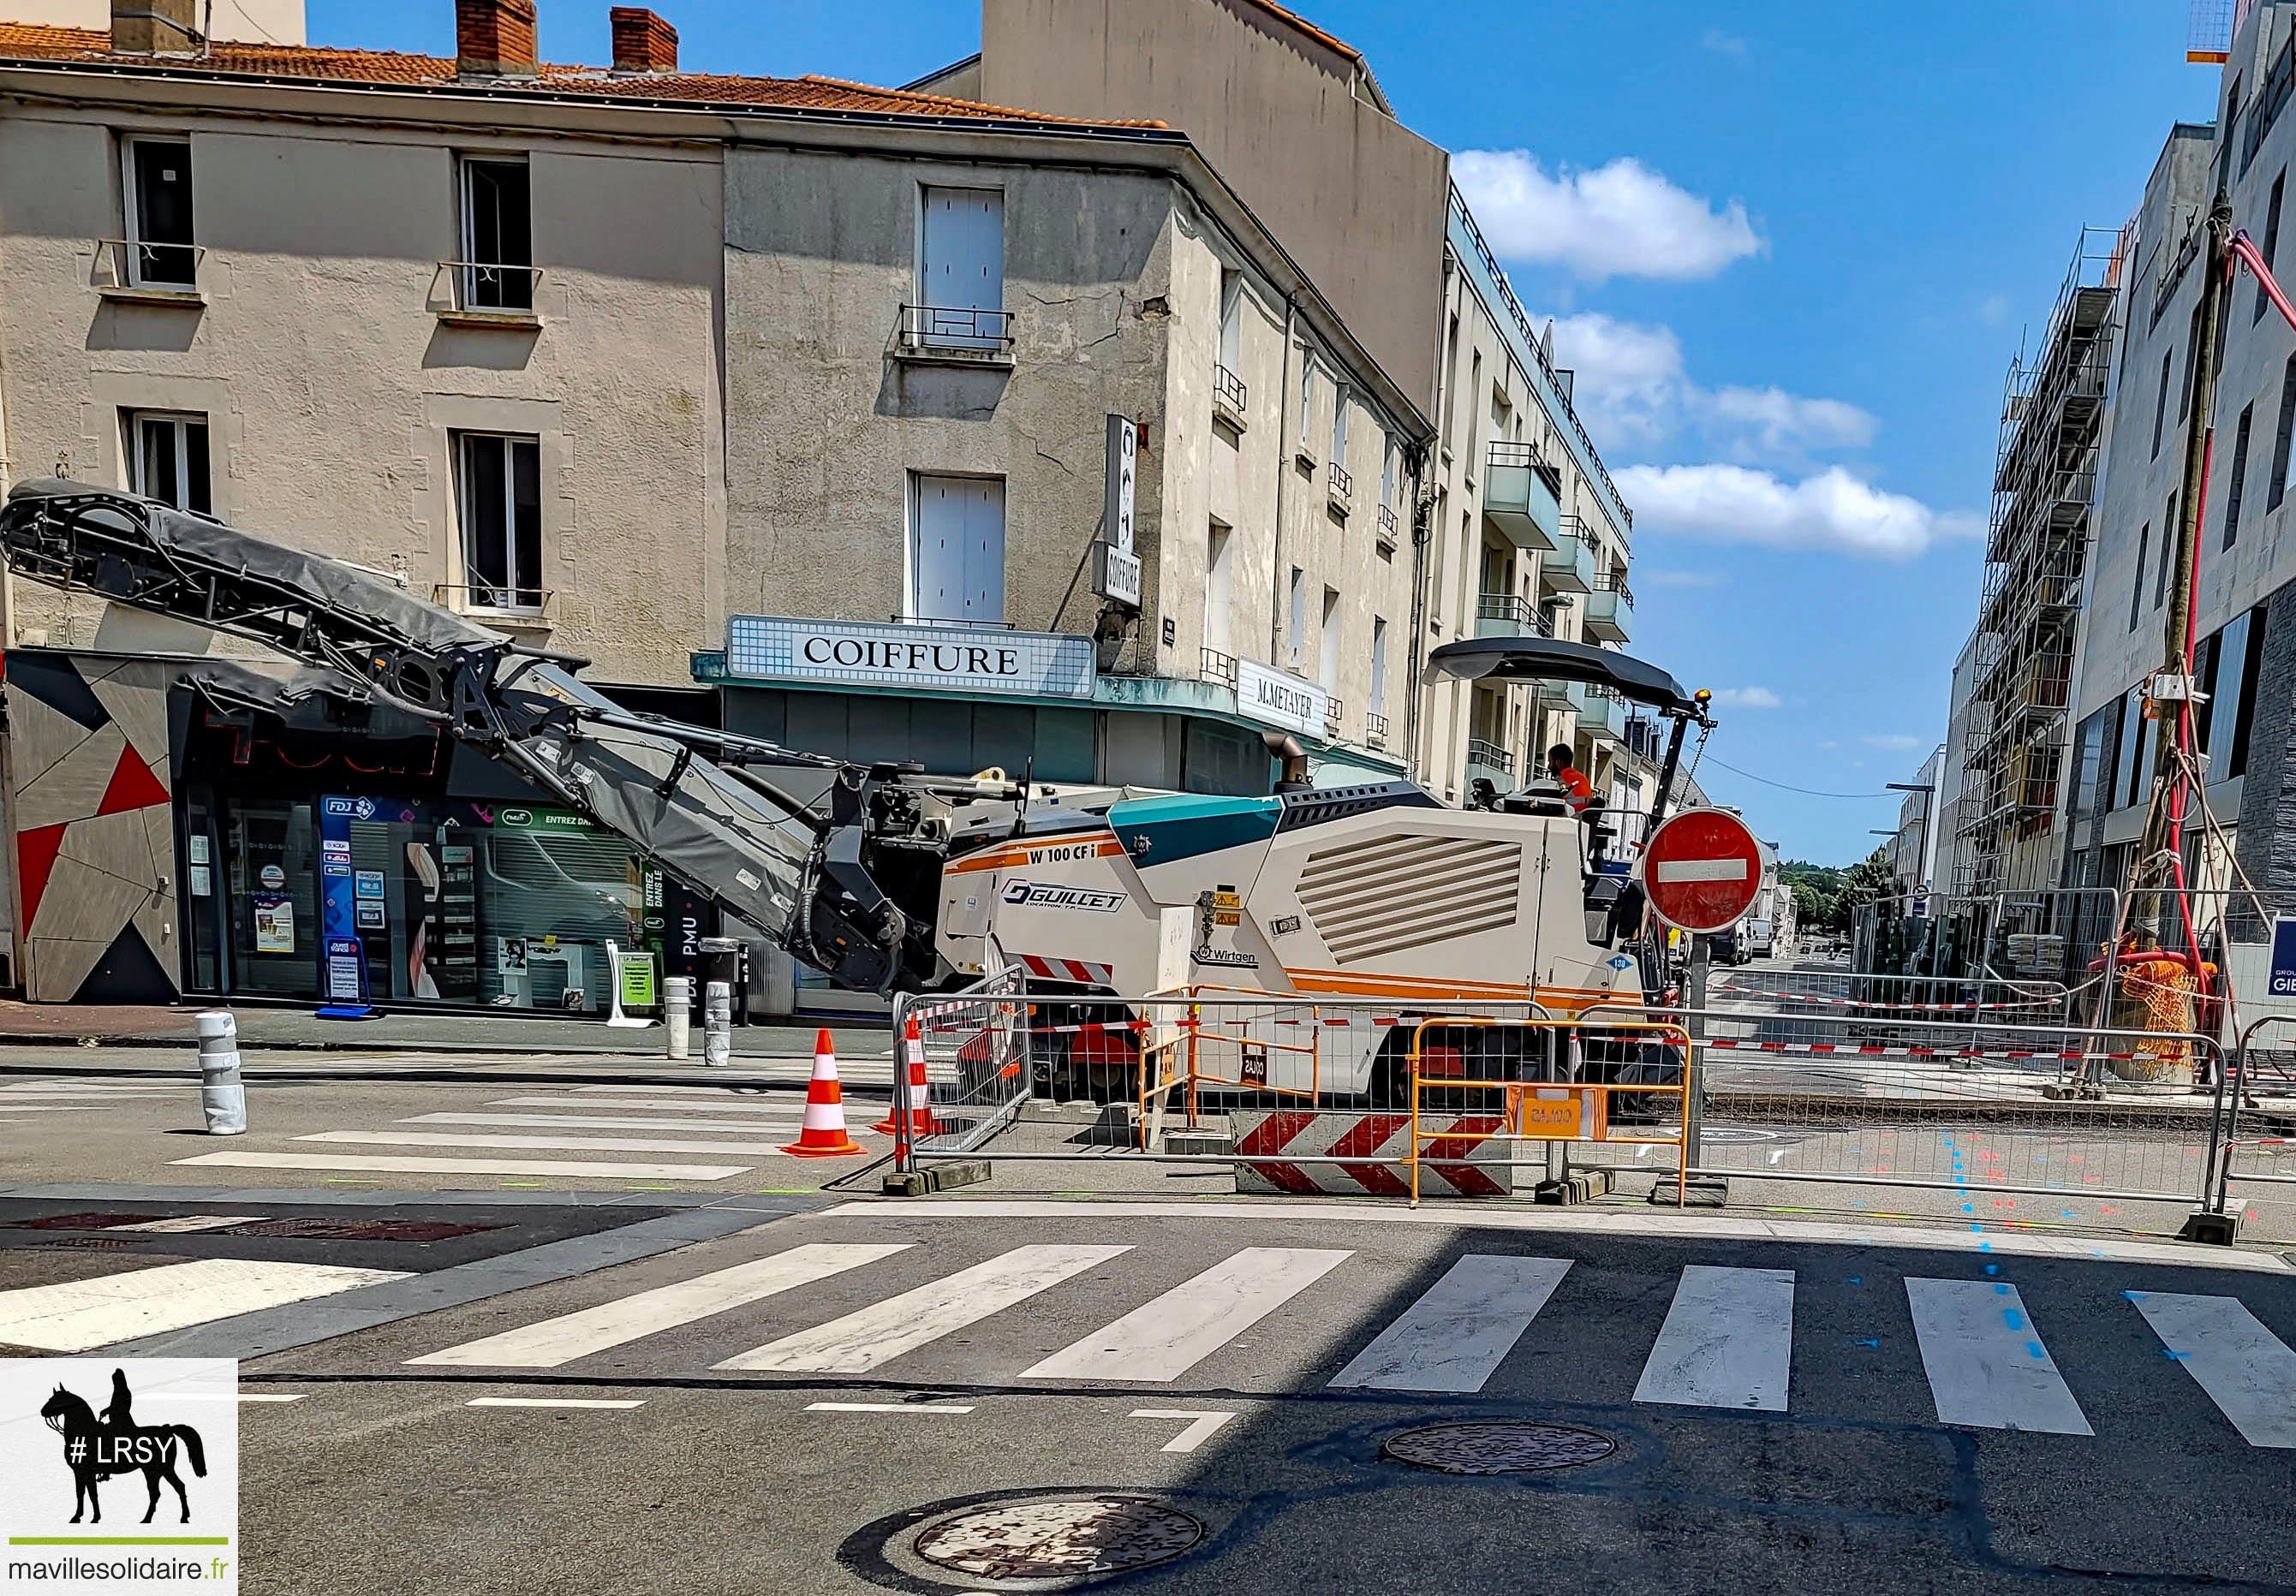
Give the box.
[0,19,1163,126]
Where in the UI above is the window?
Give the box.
[456,433,543,610]
[1203,521,1232,657]
[909,473,1005,624]
[2156,492,2177,609]
[2210,604,2267,777]
[460,158,533,311]
[123,137,195,289]
[2122,684,2157,810]
[1320,587,1340,692]
[2152,348,2174,457]
[2272,355,2296,510]
[1466,352,1483,462]
[1331,387,1350,464]
[1287,567,1306,666]
[2226,403,2255,548]
[2069,708,2108,819]
[2130,523,2150,631]
[1218,269,1243,372]
[1380,439,1397,509]
[1299,360,1318,449]
[2261,172,2287,323]
[1369,616,1388,716]
[1440,312,1461,445]
[124,410,210,514]
[917,187,1005,346]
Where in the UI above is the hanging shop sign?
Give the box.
[723,616,1095,700]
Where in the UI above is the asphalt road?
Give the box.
[176,1200,2296,1593]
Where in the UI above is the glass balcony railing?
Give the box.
[1465,736,1515,790]
[1481,440,1560,551]
[1474,591,1551,640]
[1584,573,1634,641]
[1540,515,1597,595]
[1571,681,1627,741]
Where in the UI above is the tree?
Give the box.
[1790,879,1828,930]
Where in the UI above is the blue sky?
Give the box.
[315,0,2222,862]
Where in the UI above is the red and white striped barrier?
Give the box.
[1708,985,2060,1013]
[1230,1109,1513,1198]
[1017,954,1117,986]
[1704,1037,2153,1063]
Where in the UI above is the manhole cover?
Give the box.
[1381,1421,1616,1474]
[912,1494,1201,1582]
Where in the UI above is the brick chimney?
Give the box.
[111,0,201,54]
[609,7,677,74]
[456,0,539,78]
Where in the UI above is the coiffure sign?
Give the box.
[725,616,1096,700]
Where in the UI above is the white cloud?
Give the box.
[1703,386,1877,455]
[1702,27,1748,58]
[1454,151,1763,284]
[1612,462,1983,560]
[1710,686,1783,710]
[1816,739,1843,751]
[1979,294,2010,326]
[1544,312,1876,465]
[1863,734,1928,751]
[1639,568,1728,589]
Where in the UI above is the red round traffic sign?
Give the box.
[1640,807,1763,933]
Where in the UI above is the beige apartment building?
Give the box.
[0,0,1423,1006]
[927,0,1649,814]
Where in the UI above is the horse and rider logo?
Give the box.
[37,1368,208,1524]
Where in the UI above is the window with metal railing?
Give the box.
[460,158,534,312]
[1199,647,1239,688]
[1329,462,1353,501]
[1214,363,1247,415]
[898,303,1015,353]
[1594,572,1635,606]
[1466,736,1514,776]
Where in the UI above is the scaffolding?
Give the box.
[1958,225,2126,899]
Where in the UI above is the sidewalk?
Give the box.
[0,999,884,1059]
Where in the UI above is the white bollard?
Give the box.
[664,976,693,1061]
[195,1009,247,1135]
[703,979,732,1069]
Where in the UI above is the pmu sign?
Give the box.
[1096,414,1141,607]
[1641,807,1763,934]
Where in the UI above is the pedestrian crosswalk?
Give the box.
[165,1081,894,1184]
[391,1238,2296,1449]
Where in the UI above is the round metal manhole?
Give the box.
[1381,1420,1616,1475]
[911,1493,1202,1583]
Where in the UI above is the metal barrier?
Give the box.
[890,977,1689,1197]
[1407,1016,1691,1206]
[1655,1001,2227,1205]
[2213,1014,2296,1212]
[891,968,2239,1218]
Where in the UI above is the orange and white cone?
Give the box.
[783,1027,863,1157]
[874,1017,944,1137]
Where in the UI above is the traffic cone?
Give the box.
[874,1017,944,1137]
[783,1027,864,1157]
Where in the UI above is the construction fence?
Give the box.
[887,957,2296,1228]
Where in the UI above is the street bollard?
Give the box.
[196,1010,247,1135]
[664,976,693,1061]
[703,979,732,1068]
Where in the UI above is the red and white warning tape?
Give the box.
[1709,985,2060,1013]
[1704,1037,2152,1063]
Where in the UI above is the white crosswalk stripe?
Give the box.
[1327,1254,1571,1393]
[718,1245,1132,1373]
[1632,1265,1794,1412]
[1021,1247,1352,1384]
[404,1113,808,1134]
[2126,1290,2296,1448]
[409,1244,914,1367]
[1905,1277,2091,1435]
[483,1097,877,1117]
[175,1150,752,1180]
[296,1130,794,1157]
[0,1259,407,1351]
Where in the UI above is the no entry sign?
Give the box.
[1641,807,1763,933]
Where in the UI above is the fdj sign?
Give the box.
[2271,916,2296,998]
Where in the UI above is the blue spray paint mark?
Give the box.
[1963,1202,1976,1213]
[2025,1341,2048,1360]
[1984,1264,2000,1276]
[2163,1349,2191,1361]
[2003,1308,2026,1331]
[1994,1283,2012,1295]
[2122,1289,2146,1302]
[1856,1338,1879,1349]
[1847,1276,1862,1285]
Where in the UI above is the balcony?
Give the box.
[1481,440,1561,551]
[1198,647,1240,688]
[428,259,545,327]
[1213,363,1248,428]
[1540,515,1598,596]
[1324,697,1345,738]
[93,237,206,306]
[1583,573,1634,642]
[1466,736,1515,791]
[1571,682,1627,741]
[1377,502,1400,551]
[1475,591,1551,640]
[1328,462,1353,517]
[1366,710,1390,749]
[895,303,1016,365]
